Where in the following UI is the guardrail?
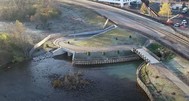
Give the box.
[67,25,117,37]
[136,62,154,101]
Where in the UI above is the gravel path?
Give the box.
[53,37,135,53]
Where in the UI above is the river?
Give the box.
[0,56,148,101]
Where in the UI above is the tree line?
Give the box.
[0,0,61,23]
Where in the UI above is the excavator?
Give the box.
[166,14,183,25]
[166,6,188,26]
[141,0,188,27]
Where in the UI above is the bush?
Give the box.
[51,72,90,90]
[30,0,61,29]
[87,52,91,56]
[52,79,63,88]
[157,47,175,60]
[0,20,33,63]
[117,50,120,54]
[102,52,106,55]
[12,55,25,63]
[0,33,10,49]
[0,0,36,21]
[147,43,175,60]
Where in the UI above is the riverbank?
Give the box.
[139,63,188,101]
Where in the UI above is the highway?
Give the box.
[61,0,189,60]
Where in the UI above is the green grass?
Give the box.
[70,28,147,47]
[141,64,186,101]
[147,42,162,54]
[59,1,112,28]
[84,12,112,27]
[43,41,58,51]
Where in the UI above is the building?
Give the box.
[98,0,141,7]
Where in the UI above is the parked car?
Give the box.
[174,23,180,27]
[180,19,188,26]
[182,7,189,13]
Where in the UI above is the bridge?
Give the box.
[132,48,160,64]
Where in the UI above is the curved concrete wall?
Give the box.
[136,62,154,101]
[72,55,140,65]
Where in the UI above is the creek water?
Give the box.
[0,56,148,101]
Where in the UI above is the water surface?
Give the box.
[0,58,148,101]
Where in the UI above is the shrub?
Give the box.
[117,50,120,54]
[102,52,106,55]
[52,79,63,88]
[30,0,61,23]
[0,33,10,49]
[0,20,33,63]
[0,0,36,21]
[148,43,175,60]
[51,72,90,90]
[87,52,91,56]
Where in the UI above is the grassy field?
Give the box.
[59,0,112,28]
[68,28,147,47]
[163,55,189,85]
[141,64,187,101]
[48,1,113,33]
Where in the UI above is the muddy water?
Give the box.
[0,57,148,101]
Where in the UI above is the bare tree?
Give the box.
[8,20,33,57]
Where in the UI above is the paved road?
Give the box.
[60,0,189,60]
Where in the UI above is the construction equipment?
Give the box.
[166,14,181,25]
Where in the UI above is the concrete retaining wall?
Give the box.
[29,34,58,57]
[136,62,154,101]
[72,55,140,65]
